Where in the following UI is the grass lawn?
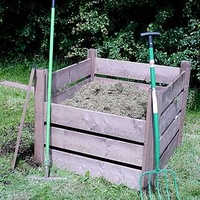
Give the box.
[0,83,199,199]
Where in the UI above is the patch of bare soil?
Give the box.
[62,82,148,119]
[0,123,40,168]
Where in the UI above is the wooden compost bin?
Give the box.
[34,49,190,190]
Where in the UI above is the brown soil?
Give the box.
[62,82,148,119]
[0,123,40,168]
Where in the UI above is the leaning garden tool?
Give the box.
[12,67,36,169]
[139,32,180,200]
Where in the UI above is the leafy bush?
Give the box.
[0,0,199,86]
[187,88,200,111]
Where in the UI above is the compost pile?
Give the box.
[62,82,148,119]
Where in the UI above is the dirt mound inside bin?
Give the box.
[62,82,148,119]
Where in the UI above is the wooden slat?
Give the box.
[51,150,141,190]
[95,58,180,84]
[45,126,143,166]
[34,69,46,163]
[160,133,179,168]
[0,80,34,92]
[52,59,92,92]
[160,112,181,155]
[44,103,146,143]
[159,92,183,135]
[52,78,91,103]
[159,71,185,114]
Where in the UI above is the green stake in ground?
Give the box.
[139,32,180,200]
[45,0,56,178]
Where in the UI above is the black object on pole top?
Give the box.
[140,32,161,48]
[140,32,161,37]
[52,0,56,8]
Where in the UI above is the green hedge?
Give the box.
[0,0,199,85]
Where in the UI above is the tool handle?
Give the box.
[140,32,161,37]
[52,0,56,8]
[12,67,36,169]
[141,31,161,170]
[141,32,161,48]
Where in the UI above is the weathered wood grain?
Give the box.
[45,126,143,166]
[160,133,179,169]
[52,78,91,103]
[44,103,146,143]
[51,149,141,190]
[87,49,97,81]
[95,58,180,84]
[160,112,181,155]
[0,80,34,92]
[141,90,154,187]
[177,61,191,146]
[34,69,47,163]
[52,59,91,92]
[159,71,185,114]
[159,92,183,135]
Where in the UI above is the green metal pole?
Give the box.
[140,32,181,200]
[45,0,56,178]
[141,32,161,170]
[149,45,160,171]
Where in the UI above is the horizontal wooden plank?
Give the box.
[160,133,179,169]
[160,112,181,155]
[95,58,180,84]
[94,76,165,92]
[159,92,183,135]
[52,59,91,92]
[45,126,143,166]
[0,81,34,92]
[44,103,146,143]
[52,78,91,103]
[159,71,185,114]
[51,149,141,190]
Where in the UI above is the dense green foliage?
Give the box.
[0,0,199,85]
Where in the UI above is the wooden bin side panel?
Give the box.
[44,103,146,143]
[159,91,184,137]
[51,150,141,190]
[52,58,92,92]
[142,67,188,185]
[45,126,144,167]
[160,133,179,169]
[159,62,190,168]
[52,78,90,103]
[95,58,180,84]
[178,61,191,145]
[34,69,47,163]
[159,71,185,114]
[159,92,183,161]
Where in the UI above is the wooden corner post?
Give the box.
[34,69,47,163]
[141,90,154,187]
[178,60,191,146]
[87,49,97,81]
